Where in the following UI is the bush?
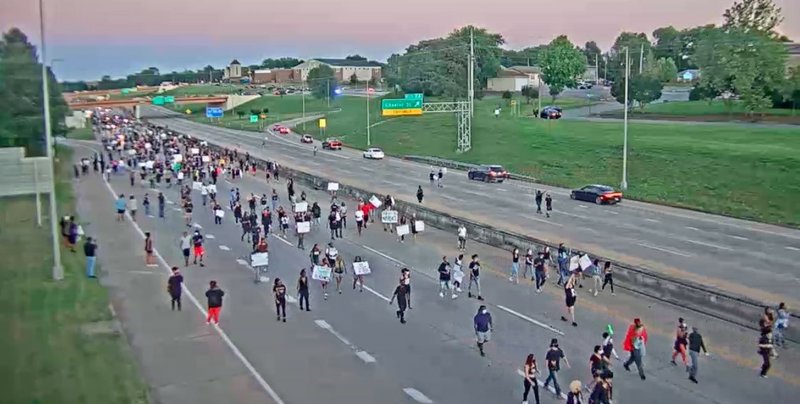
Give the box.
[501,90,513,99]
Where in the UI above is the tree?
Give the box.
[607,32,652,83]
[784,67,800,113]
[502,46,545,67]
[694,27,787,116]
[306,65,337,99]
[0,27,68,155]
[250,109,260,116]
[260,58,303,69]
[583,41,602,64]
[262,107,270,114]
[539,35,587,101]
[236,110,246,119]
[723,0,783,34]
[501,90,512,100]
[349,73,358,85]
[610,73,664,111]
[651,57,678,82]
[521,85,538,104]
[345,55,367,61]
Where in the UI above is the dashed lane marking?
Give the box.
[356,351,376,363]
[206,234,215,239]
[236,259,248,266]
[219,245,231,251]
[637,242,693,257]
[497,305,565,336]
[403,388,434,404]
[684,239,734,251]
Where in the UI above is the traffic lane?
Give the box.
[96,170,412,404]
[188,127,799,304]
[223,167,800,402]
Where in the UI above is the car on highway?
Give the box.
[467,165,509,183]
[272,124,282,131]
[278,126,290,135]
[300,134,313,144]
[363,147,385,159]
[570,184,623,205]
[322,138,343,150]
[540,106,562,119]
[577,81,594,90]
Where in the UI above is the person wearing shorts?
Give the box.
[473,305,492,357]
[192,230,205,267]
[180,231,192,266]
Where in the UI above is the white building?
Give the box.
[487,66,541,92]
[292,58,382,83]
[223,59,242,80]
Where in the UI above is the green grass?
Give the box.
[637,100,797,117]
[162,84,250,97]
[66,127,94,140]
[179,94,800,225]
[0,147,149,403]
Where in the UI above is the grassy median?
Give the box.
[0,147,149,403]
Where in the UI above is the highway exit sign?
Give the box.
[383,108,424,117]
[381,99,422,110]
[404,93,423,101]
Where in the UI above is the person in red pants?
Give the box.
[205,280,224,325]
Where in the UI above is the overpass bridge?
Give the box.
[67,96,229,119]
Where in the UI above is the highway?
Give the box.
[141,105,800,309]
[70,137,800,404]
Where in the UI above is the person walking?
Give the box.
[473,305,493,357]
[115,194,126,221]
[509,247,520,284]
[143,193,151,217]
[522,353,540,404]
[401,267,413,309]
[534,251,547,293]
[298,269,311,311]
[352,255,366,292]
[389,279,410,324]
[452,254,464,295]
[774,302,790,349]
[601,261,614,295]
[167,266,183,311]
[144,232,156,266]
[671,318,689,367]
[457,224,467,251]
[437,256,454,299]
[128,195,138,221]
[588,259,602,297]
[205,280,224,325]
[273,278,287,322]
[543,338,569,397]
[158,192,165,219]
[687,326,709,383]
[334,255,346,294]
[179,231,191,267]
[354,207,364,236]
[758,331,774,378]
[561,271,578,327]
[416,185,424,203]
[468,254,483,300]
[545,192,553,217]
[622,318,649,380]
[192,230,205,267]
[535,190,543,214]
[84,236,98,278]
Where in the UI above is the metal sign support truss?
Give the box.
[422,101,471,153]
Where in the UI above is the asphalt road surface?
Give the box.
[142,105,800,309]
[69,138,800,404]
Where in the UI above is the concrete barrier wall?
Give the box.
[196,141,796,342]
[0,148,52,197]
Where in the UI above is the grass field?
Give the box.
[162,84,249,97]
[0,147,149,403]
[66,126,94,140]
[633,100,797,117]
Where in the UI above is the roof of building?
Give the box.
[313,58,383,67]
[230,59,241,65]
[507,65,541,74]
[495,66,541,78]
[785,43,800,55]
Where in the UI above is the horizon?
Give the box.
[1,0,798,81]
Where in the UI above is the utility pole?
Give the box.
[537,75,542,115]
[638,43,644,74]
[595,54,599,85]
[622,47,630,191]
[302,83,306,130]
[327,79,331,109]
[39,0,62,280]
[366,81,371,146]
[468,27,475,117]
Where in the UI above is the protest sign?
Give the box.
[327,182,339,191]
[192,181,202,191]
[569,256,580,271]
[414,221,425,232]
[250,252,269,267]
[369,195,382,208]
[312,265,331,282]
[202,155,211,163]
[297,221,311,233]
[579,254,593,270]
[172,154,183,163]
[215,209,225,218]
[353,261,371,276]
[396,224,410,236]
[294,201,308,213]
[190,148,200,155]
[381,210,398,224]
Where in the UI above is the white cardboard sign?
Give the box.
[297,221,311,233]
[202,155,211,163]
[327,182,339,191]
[569,256,580,271]
[294,201,308,213]
[312,265,331,282]
[353,261,371,276]
[190,147,200,155]
[369,195,382,208]
[215,209,225,218]
[381,210,398,224]
[579,254,593,270]
[414,220,425,232]
[192,181,203,190]
[251,252,269,267]
[396,224,410,236]
[173,154,183,163]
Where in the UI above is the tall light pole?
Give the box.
[39,0,63,280]
[326,79,330,109]
[301,83,306,130]
[468,28,475,117]
[366,81,371,146]
[621,47,630,191]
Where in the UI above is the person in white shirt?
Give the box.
[457,225,467,251]
[200,184,209,206]
[354,209,364,237]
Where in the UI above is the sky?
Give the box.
[1,0,798,81]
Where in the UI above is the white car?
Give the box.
[363,148,385,159]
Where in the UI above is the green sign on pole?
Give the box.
[404,93,423,101]
[152,96,165,105]
[164,96,175,104]
[381,99,423,110]
[250,115,259,123]
[121,89,130,95]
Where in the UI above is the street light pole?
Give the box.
[366,81,371,146]
[327,79,330,109]
[39,0,63,280]
[302,84,306,130]
[621,47,630,191]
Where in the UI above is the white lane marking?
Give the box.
[403,388,434,404]
[637,242,693,257]
[166,200,175,205]
[356,351,376,363]
[728,235,749,241]
[644,218,659,223]
[686,226,700,231]
[557,211,591,220]
[286,295,297,304]
[172,207,182,212]
[192,223,203,229]
[786,246,800,251]
[684,239,734,251]
[273,235,294,247]
[522,214,564,227]
[497,188,509,192]
[606,210,619,215]
[128,270,159,275]
[92,169,286,404]
[236,259,248,266]
[362,245,407,266]
[314,320,352,345]
[440,194,460,202]
[219,245,231,251]
[516,369,568,399]
[497,305,565,336]
[206,234,216,239]
[577,204,588,209]
[362,284,392,303]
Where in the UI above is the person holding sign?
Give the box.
[389,279,410,324]
[397,216,408,243]
[352,256,366,292]
[318,257,332,300]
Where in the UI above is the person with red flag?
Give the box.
[622,318,648,380]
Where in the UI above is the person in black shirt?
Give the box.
[84,237,98,278]
[535,190,543,214]
[543,338,570,397]
[416,185,424,203]
[467,255,483,300]
[545,192,553,217]
[167,266,183,311]
[390,279,409,324]
[437,257,453,299]
[297,269,311,311]
[687,326,709,383]
[273,278,287,322]
[534,252,546,293]
[758,332,773,378]
[205,280,224,325]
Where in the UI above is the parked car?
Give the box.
[363,147,385,159]
[540,106,562,119]
[467,165,509,183]
[577,81,594,90]
[272,124,282,131]
[278,126,290,135]
[570,184,623,205]
[300,134,313,144]
[322,138,343,150]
